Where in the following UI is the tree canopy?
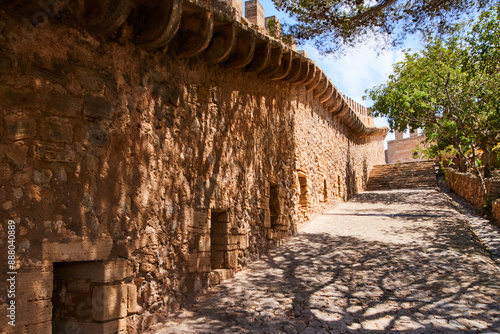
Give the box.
[273,0,498,54]
[366,3,500,204]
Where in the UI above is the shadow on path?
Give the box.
[148,190,500,334]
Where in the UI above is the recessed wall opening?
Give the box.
[211,210,229,270]
[322,179,328,202]
[52,261,130,333]
[269,184,279,227]
[52,262,95,333]
[337,175,341,197]
[298,173,309,210]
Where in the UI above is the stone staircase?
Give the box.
[367,161,438,190]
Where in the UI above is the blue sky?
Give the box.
[258,0,421,144]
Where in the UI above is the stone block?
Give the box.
[92,284,127,321]
[0,143,29,168]
[230,234,249,249]
[210,233,228,246]
[42,239,113,262]
[276,185,287,198]
[196,234,211,252]
[76,70,117,94]
[258,196,270,209]
[271,213,286,226]
[85,126,108,147]
[210,250,225,269]
[245,0,265,28]
[217,211,233,223]
[127,284,138,314]
[17,321,51,333]
[84,96,113,119]
[54,260,132,282]
[189,252,211,273]
[220,0,243,13]
[225,250,238,269]
[274,219,290,231]
[17,271,53,302]
[188,208,210,233]
[39,118,74,143]
[53,318,127,334]
[5,116,36,141]
[44,91,81,117]
[211,243,238,251]
[0,86,37,108]
[262,179,270,197]
[34,142,76,163]
[15,299,52,327]
[33,57,72,85]
[211,233,248,249]
[66,279,91,292]
[209,269,234,284]
[139,262,156,273]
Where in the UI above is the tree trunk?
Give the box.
[457,155,467,172]
[483,145,492,178]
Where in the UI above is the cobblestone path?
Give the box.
[147,189,500,333]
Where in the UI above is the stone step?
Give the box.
[367,160,438,191]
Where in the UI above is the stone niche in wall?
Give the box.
[52,260,136,333]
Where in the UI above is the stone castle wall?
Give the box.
[294,96,385,221]
[445,168,500,207]
[386,130,427,164]
[0,1,386,333]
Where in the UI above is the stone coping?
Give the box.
[4,0,388,138]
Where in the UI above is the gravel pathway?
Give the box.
[145,189,500,333]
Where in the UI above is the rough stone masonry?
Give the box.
[0,0,387,333]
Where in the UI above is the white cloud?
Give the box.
[302,35,405,107]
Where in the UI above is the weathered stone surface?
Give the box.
[0,86,37,108]
[42,240,113,262]
[43,91,81,117]
[189,252,211,273]
[5,116,36,141]
[13,300,52,327]
[446,168,500,207]
[54,260,132,282]
[85,126,108,147]
[386,130,427,164]
[92,285,128,321]
[127,284,138,314]
[16,270,53,302]
[34,142,76,162]
[0,6,387,333]
[0,143,29,167]
[53,319,127,334]
[245,0,265,29]
[38,118,74,143]
[143,189,500,334]
[84,96,113,119]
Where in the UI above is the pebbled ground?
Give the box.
[145,189,500,333]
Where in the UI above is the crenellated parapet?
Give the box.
[3,0,387,138]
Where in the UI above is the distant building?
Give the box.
[386,129,427,164]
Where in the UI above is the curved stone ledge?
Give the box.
[4,0,387,138]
